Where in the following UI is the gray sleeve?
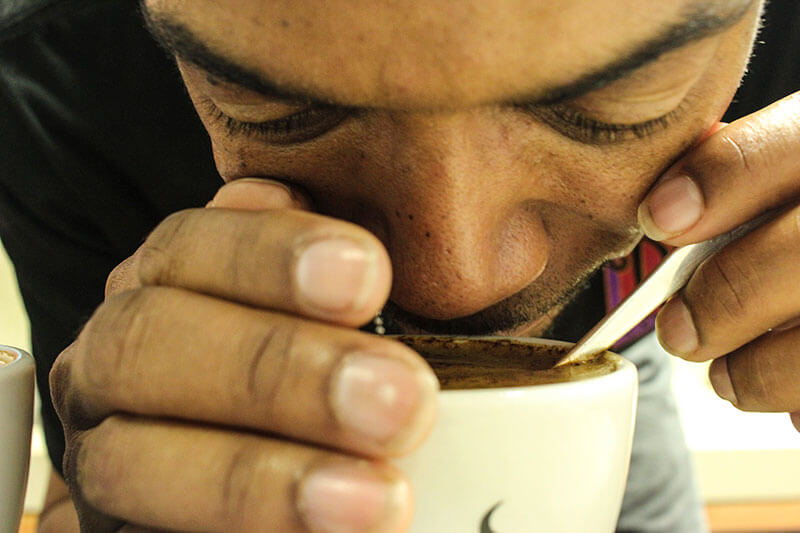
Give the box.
[616,333,709,533]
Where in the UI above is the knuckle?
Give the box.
[745,370,774,410]
[60,432,82,491]
[219,444,270,531]
[61,418,131,509]
[687,124,765,184]
[73,288,160,406]
[218,438,312,532]
[691,251,762,331]
[236,320,301,422]
[104,263,125,298]
[732,339,800,411]
[105,256,139,298]
[137,209,197,286]
[728,349,775,411]
[718,129,756,176]
[224,218,274,297]
[50,343,98,432]
[77,416,129,510]
[49,345,75,420]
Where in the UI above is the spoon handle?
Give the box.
[555,211,777,367]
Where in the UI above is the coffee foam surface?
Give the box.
[396,336,619,390]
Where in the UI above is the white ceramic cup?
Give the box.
[0,345,35,533]
[392,336,638,533]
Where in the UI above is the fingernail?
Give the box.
[709,357,737,404]
[638,175,704,240]
[656,298,699,357]
[295,239,376,313]
[298,462,409,533]
[331,353,437,447]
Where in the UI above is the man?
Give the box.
[1,0,799,531]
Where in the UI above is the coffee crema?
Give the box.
[394,336,619,390]
[0,350,15,367]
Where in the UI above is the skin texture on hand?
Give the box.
[50,178,437,532]
[641,92,800,427]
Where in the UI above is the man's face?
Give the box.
[143,0,762,336]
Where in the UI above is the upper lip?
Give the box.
[375,299,546,338]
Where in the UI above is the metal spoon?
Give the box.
[555,211,777,367]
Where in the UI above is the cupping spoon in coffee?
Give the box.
[555,211,777,367]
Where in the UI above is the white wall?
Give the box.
[0,241,29,352]
[0,239,49,512]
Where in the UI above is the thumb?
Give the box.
[696,121,728,145]
[207,177,313,211]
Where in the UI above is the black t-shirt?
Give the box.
[1,0,798,496]
[0,0,220,474]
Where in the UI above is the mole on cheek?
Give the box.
[234,146,257,172]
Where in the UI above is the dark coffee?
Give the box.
[394,335,619,390]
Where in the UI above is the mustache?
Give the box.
[366,267,599,337]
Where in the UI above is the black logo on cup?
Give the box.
[480,501,503,533]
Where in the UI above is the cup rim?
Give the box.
[387,334,635,394]
[0,345,34,372]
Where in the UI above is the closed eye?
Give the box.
[200,97,354,145]
[515,101,688,145]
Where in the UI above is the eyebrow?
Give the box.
[533,0,756,104]
[140,0,754,107]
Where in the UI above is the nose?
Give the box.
[350,112,550,320]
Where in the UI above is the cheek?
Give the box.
[211,140,263,181]
[542,6,761,222]
[518,130,689,238]
[179,73,274,182]
[546,56,753,230]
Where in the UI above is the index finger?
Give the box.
[58,287,438,458]
[638,91,800,246]
[135,207,392,327]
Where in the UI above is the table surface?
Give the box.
[19,502,800,532]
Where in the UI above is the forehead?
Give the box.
[145,0,751,108]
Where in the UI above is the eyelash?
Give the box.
[201,96,685,146]
[516,101,686,144]
[200,98,351,144]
